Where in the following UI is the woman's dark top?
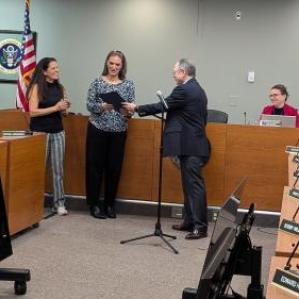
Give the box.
[30,82,64,133]
[273,107,284,115]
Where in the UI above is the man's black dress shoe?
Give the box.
[106,206,116,219]
[185,228,207,240]
[172,223,193,232]
[90,206,106,219]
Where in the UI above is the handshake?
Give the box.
[121,102,137,113]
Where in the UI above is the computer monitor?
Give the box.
[0,177,12,261]
[260,114,296,128]
[196,177,247,298]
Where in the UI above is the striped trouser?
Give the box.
[46,131,65,207]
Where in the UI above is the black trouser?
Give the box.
[85,122,127,208]
[179,155,208,232]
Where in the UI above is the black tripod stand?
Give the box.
[120,104,179,254]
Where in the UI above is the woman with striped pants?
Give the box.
[27,57,70,216]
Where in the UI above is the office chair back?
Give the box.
[207,109,228,123]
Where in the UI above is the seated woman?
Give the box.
[262,84,299,127]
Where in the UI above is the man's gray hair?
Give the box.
[177,58,196,77]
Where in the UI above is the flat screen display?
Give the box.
[199,177,247,281]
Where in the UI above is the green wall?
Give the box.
[1,0,299,124]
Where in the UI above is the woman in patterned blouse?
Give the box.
[86,50,135,219]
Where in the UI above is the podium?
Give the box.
[0,134,46,235]
[267,149,299,298]
[0,147,31,295]
[268,256,299,298]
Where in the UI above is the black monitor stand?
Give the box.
[183,204,264,299]
[0,177,30,295]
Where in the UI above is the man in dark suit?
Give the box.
[123,59,210,239]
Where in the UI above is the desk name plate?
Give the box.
[272,268,299,296]
[289,188,299,200]
[280,219,299,236]
[286,146,299,154]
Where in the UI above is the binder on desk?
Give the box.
[99,92,125,111]
[286,146,299,154]
[1,130,32,137]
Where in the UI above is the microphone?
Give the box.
[156,90,168,110]
[243,112,247,125]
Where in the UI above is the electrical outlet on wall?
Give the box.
[248,71,255,83]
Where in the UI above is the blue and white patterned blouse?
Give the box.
[86,78,135,132]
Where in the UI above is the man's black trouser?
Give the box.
[85,122,127,208]
[179,155,208,232]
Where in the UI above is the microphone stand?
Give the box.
[243,112,247,125]
[120,106,179,254]
[291,176,299,221]
[284,240,299,271]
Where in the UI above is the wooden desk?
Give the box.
[0,134,46,235]
[61,118,299,211]
[276,187,299,257]
[267,256,299,299]
[0,110,29,131]
[0,110,298,211]
[224,125,298,210]
[117,119,157,201]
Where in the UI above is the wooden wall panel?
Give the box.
[117,119,156,200]
[62,116,158,201]
[62,115,88,195]
[0,110,298,212]
[156,123,227,205]
[204,124,227,206]
[225,125,298,211]
[151,121,184,203]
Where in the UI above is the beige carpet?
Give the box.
[0,211,276,298]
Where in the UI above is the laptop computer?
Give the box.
[260,114,296,128]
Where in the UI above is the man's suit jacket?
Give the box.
[262,103,299,127]
[138,78,210,159]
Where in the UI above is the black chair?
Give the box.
[207,109,228,123]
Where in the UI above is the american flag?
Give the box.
[16,0,36,112]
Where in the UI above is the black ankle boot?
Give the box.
[90,206,106,219]
[106,206,116,219]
